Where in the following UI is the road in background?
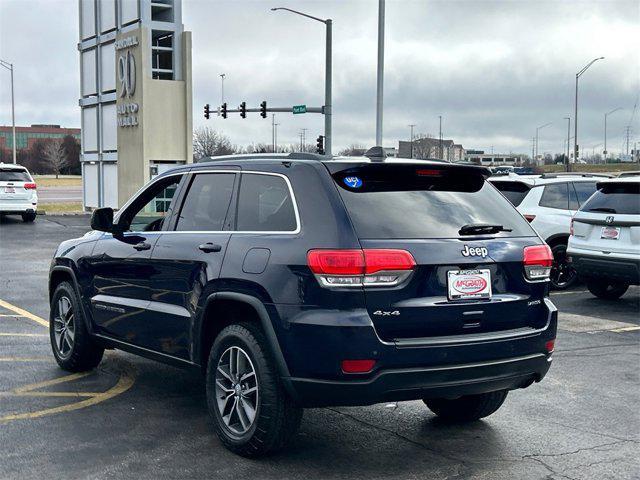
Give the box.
[0,215,638,480]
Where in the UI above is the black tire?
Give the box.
[586,280,629,300]
[424,390,508,423]
[206,322,302,457]
[549,243,577,290]
[22,211,36,222]
[50,281,104,371]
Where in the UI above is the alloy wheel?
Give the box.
[215,346,259,435]
[550,245,577,289]
[53,296,75,359]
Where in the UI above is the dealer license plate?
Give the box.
[447,269,492,301]
[601,226,620,240]
[4,187,15,194]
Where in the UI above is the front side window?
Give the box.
[539,183,569,209]
[176,173,236,231]
[236,173,297,232]
[122,175,182,232]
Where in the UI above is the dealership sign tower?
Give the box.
[78,0,192,208]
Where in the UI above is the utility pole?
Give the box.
[564,117,571,171]
[271,8,332,156]
[604,108,622,161]
[531,137,535,163]
[535,122,552,165]
[272,114,276,153]
[408,124,416,158]
[375,0,385,146]
[574,57,605,171]
[301,128,307,151]
[438,115,443,160]
[219,73,225,105]
[0,59,16,164]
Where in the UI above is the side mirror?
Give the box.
[91,207,114,233]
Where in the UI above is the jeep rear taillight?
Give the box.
[24,183,36,189]
[523,245,553,281]
[307,249,416,288]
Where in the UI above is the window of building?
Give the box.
[176,173,236,231]
[540,183,569,209]
[236,174,297,232]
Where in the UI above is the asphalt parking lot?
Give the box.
[0,214,638,480]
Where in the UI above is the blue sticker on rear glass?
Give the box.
[344,176,362,188]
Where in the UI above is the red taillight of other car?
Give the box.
[24,183,37,189]
[307,249,416,288]
[523,244,553,281]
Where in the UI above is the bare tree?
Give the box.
[193,127,236,159]
[337,144,367,156]
[411,133,436,160]
[43,139,68,178]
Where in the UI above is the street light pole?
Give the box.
[438,115,443,160]
[604,107,622,161]
[271,7,332,156]
[375,0,385,146]
[564,117,570,171]
[219,73,225,105]
[535,122,552,165]
[574,57,605,171]
[0,59,16,164]
[408,124,415,158]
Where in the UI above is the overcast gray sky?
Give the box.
[0,0,638,155]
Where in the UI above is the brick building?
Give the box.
[0,124,81,151]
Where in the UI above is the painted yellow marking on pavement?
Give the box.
[8,392,100,398]
[550,290,589,296]
[0,357,50,362]
[0,369,135,422]
[11,372,91,394]
[0,299,48,328]
[610,326,640,333]
[0,314,25,317]
[0,333,48,337]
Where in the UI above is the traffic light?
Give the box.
[221,103,227,119]
[260,101,267,118]
[316,135,325,155]
[204,104,210,120]
[239,101,247,119]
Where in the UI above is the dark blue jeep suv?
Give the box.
[48,153,557,456]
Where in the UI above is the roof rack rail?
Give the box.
[197,152,325,163]
[540,172,613,179]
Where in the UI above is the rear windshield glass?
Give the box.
[580,182,640,215]
[491,181,531,206]
[332,165,535,239]
[0,169,30,182]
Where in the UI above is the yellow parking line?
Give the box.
[0,314,25,317]
[0,299,48,328]
[9,392,100,398]
[0,370,135,422]
[11,372,91,394]
[610,326,640,333]
[550,290,589,296]
[0,333,48,337]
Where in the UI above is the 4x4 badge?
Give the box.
[605,216,614,224]
[461,245,488,258]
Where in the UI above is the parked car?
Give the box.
[0,163,37,222]
[48,153,557,456]
[489,173,610,289]
[567,177,640,299]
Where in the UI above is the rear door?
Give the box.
[328,163,546,342]
[148,170,237,360]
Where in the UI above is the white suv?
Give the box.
[568,177,639,299]
[0,163,38,222]
[490,173,609,289]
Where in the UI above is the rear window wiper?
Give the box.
[459,224,512,236]
[586,207,616,213]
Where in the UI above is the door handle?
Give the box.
[133,242,151,251]
[198,242,222,253]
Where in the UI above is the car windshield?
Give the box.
[0,169,30,182]
[490,181,531,206]
[331,164,535,239]
[581,182,640,215]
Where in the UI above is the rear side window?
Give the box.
[176,173,236,231]
[539,183,569,209]
[332,165,535,239]
[581,182,640,215]
[236,173,297,232]
[571,182,597,209]
[0,169,30,182]
[491,181,531,206]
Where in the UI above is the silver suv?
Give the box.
[567,177,639,299]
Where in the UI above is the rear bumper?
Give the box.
[569,253,640,285]
[276,298,557,407]
[287,353,551,407]
[0,201,37,214]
